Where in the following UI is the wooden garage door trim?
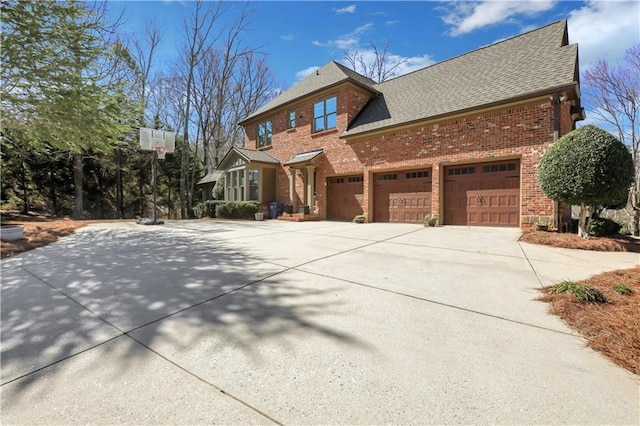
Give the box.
[444,160,520,227]
[326,175,364,221]
[374,170,432,224]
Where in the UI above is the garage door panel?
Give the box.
[327,176,364,221]
[445,160,520,227]
[374,171,432,224]
[467,189,519,227]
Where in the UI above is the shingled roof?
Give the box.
[238,21,579,139]
[343,20,578,137]
[239,61,378,125]
[217,146,280,170]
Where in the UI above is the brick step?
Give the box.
[277,213,321,222]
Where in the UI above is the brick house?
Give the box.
[219,20,584,229]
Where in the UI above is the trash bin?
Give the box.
[269,201,284,218]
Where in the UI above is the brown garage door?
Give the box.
[444,160,520,227]
[374,170,432,223]
[326,175,364,221]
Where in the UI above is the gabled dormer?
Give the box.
[238,61,379,151]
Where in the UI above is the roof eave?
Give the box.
[341,82,580,141]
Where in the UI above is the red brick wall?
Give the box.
[350,101,558,226]
[244,84,373,210]
[244,85,569,229]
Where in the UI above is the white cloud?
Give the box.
[312,23,374,50]
[280,33,294,42]
[295,66,320,80]
[385,20,400,26]
[334,5,356,15]
[395,54,437,75]
[312,22,435,80]
[442,0,557,36]
[567,0,640,70]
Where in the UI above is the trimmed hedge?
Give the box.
[570,216,623,237]
[215,201,259,219]
[194,200,226,218]
[589,217,621,237]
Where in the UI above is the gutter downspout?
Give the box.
[552,93,561,231]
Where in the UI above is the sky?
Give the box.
[108,0,640,117]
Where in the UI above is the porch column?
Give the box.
[289,168,296,208]
[306,165,315,207]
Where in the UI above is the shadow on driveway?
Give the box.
[1,225,372,394]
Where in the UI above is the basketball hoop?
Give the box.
[137,127,175,226]
[154,146,168,160]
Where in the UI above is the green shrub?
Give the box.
[215,201,258,219]
[589,217,621,237]
[618,227,631,236]
[614,284,633,295]
[551,280,607,303]
[551,280,575,294]
[423,214,438,227]
[538,125,634,237]
[194,200,226,218]
[572,285,607,303]
[213,174,225,200]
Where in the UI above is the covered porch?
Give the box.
[217,147,279,210]
[282,149,324,219]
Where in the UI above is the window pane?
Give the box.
[315,117,325,132]
[326,97,337,114]
[326,112,336,130]
[314,102,324,119]
[249,170,259,201]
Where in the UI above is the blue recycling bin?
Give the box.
[269,202,284,219]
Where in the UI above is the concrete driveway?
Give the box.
[1,220,638,425]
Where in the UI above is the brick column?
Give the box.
[306,165,315,207]
[289,168,296,208]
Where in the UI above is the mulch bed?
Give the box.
[539,268,640,376]
[524,229,640,376]
[520,230,640,252]
[1,212,89,259]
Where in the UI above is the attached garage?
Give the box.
[444,160,520,227]
[326,175,364,221]
[374,170,432,223]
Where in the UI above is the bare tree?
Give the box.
[583,44,640,235]
[226,52,276,148]
[128,20,162,127]
[343,40,407,83]
[177,0,223,218]
[192,48,220,173]
[191,4,276,173]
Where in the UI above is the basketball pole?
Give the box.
[152,149,158,224]
[138,127,174,225]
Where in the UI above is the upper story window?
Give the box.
[288,111,296,129]
[258,120,272,147]
[313,96,337,133]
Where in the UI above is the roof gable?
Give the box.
[217,147,280,170]
[239,61,378,125]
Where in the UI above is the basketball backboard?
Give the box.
[139,128,176,153]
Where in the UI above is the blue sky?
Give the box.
[109,1,639,106]
[109,1,639,85]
